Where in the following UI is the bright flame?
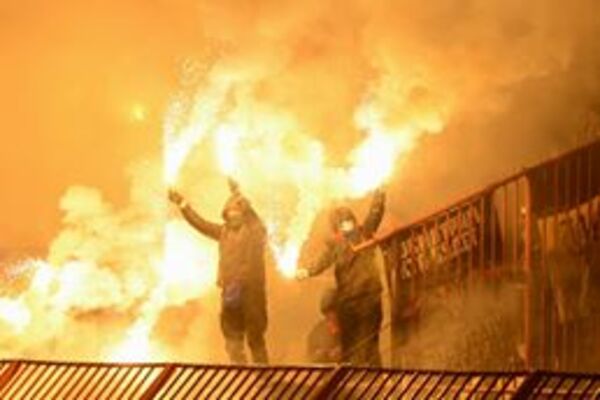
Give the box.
[0,299,31,333]
[163,79,232,184]
[161,220,216,297]
[29,260,55,292]
[109,323,161,362]
[116,78,235,360]
[157,67,433,280]
[215,124,242,176]
[108,220,217,361]
[270,241,301,279]
[195,100,430,278]
[0,43,447,362]
[348,132,402,196]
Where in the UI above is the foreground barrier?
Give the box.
[359,138,600,370]
[0,360,598,399]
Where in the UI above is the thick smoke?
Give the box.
[1,0,599,365]
[188,0,600,224]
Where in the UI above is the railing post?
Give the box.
[523,175,533,370]
[512,370,542,400]
[314,366,350,400]
[139,364,176,400]
[0,361,21,393]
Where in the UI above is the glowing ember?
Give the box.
[162,79,232,184]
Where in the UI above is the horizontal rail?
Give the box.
[357,137,600,252]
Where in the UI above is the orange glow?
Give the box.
[167,99,437,278]
[130,103,147,122]
[3,0,592,363]
[0,0,443,360]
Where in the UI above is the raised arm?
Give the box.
[362,188,386,238]
[180,204,223,241]
[169,189,222,241]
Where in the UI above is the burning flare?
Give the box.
[0,53,445,362]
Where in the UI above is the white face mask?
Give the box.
[339,220,355,233]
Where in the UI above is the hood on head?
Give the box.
[329,206,357,233]
[221,193,251,222]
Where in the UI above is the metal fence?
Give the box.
[361,138,600,371]
[516,371,600,399]
[0,361,163,399]
[315,368,525,399]
[151,364,331,399]
[0,360,599,399]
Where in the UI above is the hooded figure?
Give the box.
[169,180,268,364]
[299,189,385,366]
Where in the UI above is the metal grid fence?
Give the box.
[359,138,600,370]
[0,360,598,399]
[152,364,331,399]
[0,361,163,400]
[317,368,525,400]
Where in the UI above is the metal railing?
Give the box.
[0,361,163,399]
[151,364,331,399]
[0,360,599,399]
[316,368,525,400]
[359,138,600,370]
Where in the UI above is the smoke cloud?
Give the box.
[0,0,599,364]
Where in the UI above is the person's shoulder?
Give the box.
[247,217,267,235]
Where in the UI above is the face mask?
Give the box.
[339,220,355,233]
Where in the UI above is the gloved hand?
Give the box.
[227,177,240,194]
[295,268,310,281]
[168,189,185,207]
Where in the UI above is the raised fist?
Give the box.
[168,189,184,206]
[227,177,240,194]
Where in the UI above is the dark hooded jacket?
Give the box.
[307,190,385,301]
[180,193,266,288]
